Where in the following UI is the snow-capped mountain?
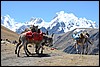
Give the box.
[1,15,15,31]
[1,11,98,34]
[1,15,24,32]
[46,11,98,34]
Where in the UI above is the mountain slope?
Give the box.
[1,25,19,41]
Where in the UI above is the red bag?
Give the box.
[33,32,43,41]
[26,31,33,40]
[26,31,43,41]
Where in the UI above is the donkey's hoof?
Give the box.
[85,53,88,55]
[36,52,39,54]
[17,55,20,57]
[41,53,43,55]
[27,55,29,57]
[15,51,17,54]
[28,52,32,55]
[26,54,29,57]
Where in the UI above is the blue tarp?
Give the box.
[72,31,82,40]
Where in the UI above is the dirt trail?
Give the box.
[1,43,99,66]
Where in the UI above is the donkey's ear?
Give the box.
[32,25,35,28]
[35,26,38,28]
[51,33,54,37]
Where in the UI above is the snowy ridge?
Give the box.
[49,11,97,32]
[1,11,98,34]
[1,15,23,32]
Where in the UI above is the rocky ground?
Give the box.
[1,42,99,66]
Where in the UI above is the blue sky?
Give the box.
[1,1,99,26]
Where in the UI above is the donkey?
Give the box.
[24,32,54,56]
[15,25,53,57]
[73,31,93,55]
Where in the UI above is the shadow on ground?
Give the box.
[24,53,51,57]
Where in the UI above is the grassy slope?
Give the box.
[1,25,19,41]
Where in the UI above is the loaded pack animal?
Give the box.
[72,30,93,55]
[15,25,54,57]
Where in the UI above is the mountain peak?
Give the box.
[56,11,65,15]
[1,15,15,31]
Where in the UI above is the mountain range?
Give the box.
[1,11,98,34]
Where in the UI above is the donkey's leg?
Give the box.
[35,44,38,54]
[36,44,40,54]
[81,45,85,54]
[79,45,83,57]
[38,44,43,54]
[25,43,32,55]
[17,44,23,57]
[24,42,29,57]
[15,42,21,54]
[36,43,42,54]
[80,45,84,55]
[85,42,88,55]
[15,37,21,54]
[41,43,45,54]
[37,41,44,54]
[41,47,43,54]
[75,43,79,54]
[81,43,85,54]
[41,46,44,54]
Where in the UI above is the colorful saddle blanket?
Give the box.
[26,31,43,41]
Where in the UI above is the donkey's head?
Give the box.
[43,31,54,47]
[30,25,38,32]
[43,36,53,47]
[80,31,90,39]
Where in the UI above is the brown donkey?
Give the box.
[73,31,93,55]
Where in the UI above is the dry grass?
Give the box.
[1,25,19,41]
